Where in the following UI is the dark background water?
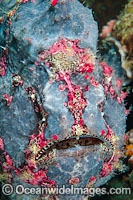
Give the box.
[80,0,128,31]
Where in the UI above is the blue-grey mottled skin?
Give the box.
[99,40,128,82]
[0,0,126,200]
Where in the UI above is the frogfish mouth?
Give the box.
[35,134,113,165]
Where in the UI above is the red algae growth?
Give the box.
[51,0,58,6]
[0,55,7,76]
